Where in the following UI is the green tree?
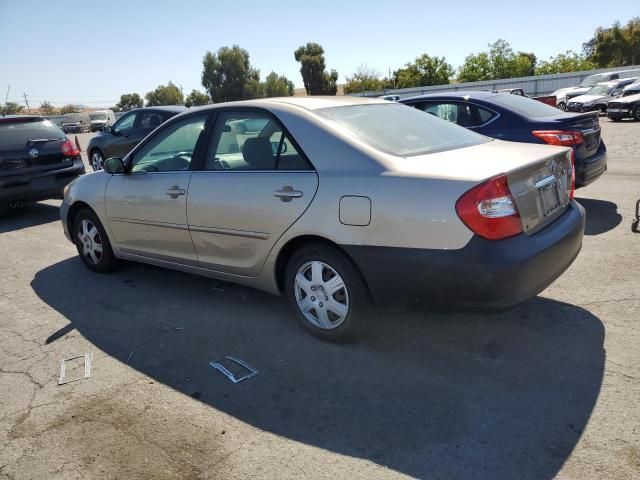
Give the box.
[586,18,640,67]
[184,89,211,107]
[536,51,596,75]
[1,102,24,115]
[264,72,295,97]
[294,42,338,95]
[457,40,536,82]
[344,65,384,94]
[39,101,56,115]
[115,93,143,111]
[145,81,183,106]
[202,45,261,102]
[393,54,453,88]
[59,104,78,114]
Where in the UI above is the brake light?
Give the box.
[455,174,523,241]
[61,138,80,157]
[569,151,576,201]
[532,130,584,147]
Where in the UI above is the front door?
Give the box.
[187,110,318,276]
[105,114,209,264]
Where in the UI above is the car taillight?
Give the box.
[569,151,576,201]
[455,174,523,241]
[532,130,584,147]
[61,138,80,157]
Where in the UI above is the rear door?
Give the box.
[187,109,318,276]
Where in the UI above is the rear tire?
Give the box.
[73,208,118,273]
[634,106,640,121]
[284,243,369,341]
[557,102,566,111]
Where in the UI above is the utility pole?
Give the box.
[3,84,9,116]
[23,92,30,113]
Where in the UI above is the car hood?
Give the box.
[570,94,607,104]
[90,120,107,124]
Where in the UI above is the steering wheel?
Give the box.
[171,151,192,170]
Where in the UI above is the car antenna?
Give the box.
[2,84,9,117]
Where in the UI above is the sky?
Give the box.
[0,0,638,108]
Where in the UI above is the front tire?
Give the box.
[73,208,118,273]
[557,102,566,111]
[634,106,640,121]
[284,243,369,341]
[90,149,104,171]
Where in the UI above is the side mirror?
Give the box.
[102,125,112,133]
[104,157,125,174]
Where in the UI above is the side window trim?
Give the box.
[195,107,315,172]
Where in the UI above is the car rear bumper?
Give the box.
[344,201,585,310]
[0,158,85,210]
[575,143,607,188]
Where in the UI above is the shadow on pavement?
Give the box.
[576,197,622,235]
[0,202,61,234]
[33,258,605,480]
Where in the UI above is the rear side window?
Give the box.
[317,103,488,157]
[489,93,561,117]
[419,102,496,128]
[139,111,167,129]
[0,119,65,149]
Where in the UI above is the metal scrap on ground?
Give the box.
[209,356,258,383]
[58,353,92,385]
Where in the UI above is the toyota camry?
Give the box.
[60,97,585,340]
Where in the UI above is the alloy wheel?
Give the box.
[91,151,104,171]
[294,261,349,329]
[77,219,103,265]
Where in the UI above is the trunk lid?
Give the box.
[0,119,72,176]
[388,139,573,234]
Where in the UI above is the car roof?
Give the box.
[401,91,500,102]
[0,115,45,122]
[136,105,186,113]
[187,96,388,113]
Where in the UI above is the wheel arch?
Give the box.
[66,201,94,241]
[274,234,373,301]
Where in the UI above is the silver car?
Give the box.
[60,97,585,340]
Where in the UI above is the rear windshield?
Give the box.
[585,85,613,96]
[0,119,65,149]
[489,93,562,117]
[315,103,488,157]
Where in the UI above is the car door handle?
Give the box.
[274,186,303,202]
[166,186,186,198]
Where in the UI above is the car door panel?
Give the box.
[105,172,196,263]
[188,171,318,276]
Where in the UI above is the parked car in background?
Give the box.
[566,78,637,113]
[607,92,640,121]
[400,91,607,187]
[553,71,624,110]
[0,116,85,210]
[378,94,400,101]
[87,106,185,171]
[89,110,116,132]
[61,112,91,133]
[496,88,557,107]
[60,97,584,340]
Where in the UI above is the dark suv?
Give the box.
[87,106,185,171]
[0,116,85,210]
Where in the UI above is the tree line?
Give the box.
[2,17,637,115]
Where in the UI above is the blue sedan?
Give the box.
[400,91,607,188]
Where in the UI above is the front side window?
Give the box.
[205,111,310,170]
[113,112,136,134]
[317,103,487,157]
[131,115,206,173]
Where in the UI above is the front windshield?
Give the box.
[585,85,613,96]
[316,103,488,157]
[579,74,606,87]
[90,113,107,120]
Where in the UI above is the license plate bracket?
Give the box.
[535,175,561,216]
